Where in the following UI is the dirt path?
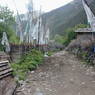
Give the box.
[16,51,95,95]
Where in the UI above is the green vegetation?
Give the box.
[63,28,77,46]
[44,0,95,37]
[76,48,95,66]
[0,6,19,50]
[54,34,64,44]
[47,51,54,56]
[54,24,87,46]
[74,24,87,30]
[0,43,4,51]
[54,27,76,46]
[11,49,44,80]
[66,24,95,66]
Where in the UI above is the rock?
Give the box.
[91,72,95,76]
[0,77,16,95]
[19,80,24,85]
[78,92,81,95]
[34,88,43,95]
[92,81,95,83]
[44,54,48,58]
[81,82,85,85]
[54,64,59,67]
[31,71,35,74]
[70,78,74,83]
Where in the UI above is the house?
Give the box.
[75,28,95,39]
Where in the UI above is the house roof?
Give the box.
[75,28,93,33]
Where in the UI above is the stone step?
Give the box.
[0,52,10,61]
[0,56,9,59]
[0,65,10,72]
[11,49,22,52]
[0,60,9,64]
[0,55,9,58]
[0,60,12,80]
[0,63,7,67]
[0,61,9,67]
[0,52,7,55]
[12,54,21,57]
[11,52,21,55]
[0,72,12,80]
[0,68,12,76]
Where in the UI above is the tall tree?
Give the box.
[0,6,19,44]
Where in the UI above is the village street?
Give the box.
[16,51,95,95]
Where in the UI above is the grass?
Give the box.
[11,49,44,81]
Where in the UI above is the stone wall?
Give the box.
[66,34,95,65]
[10,44,49,62]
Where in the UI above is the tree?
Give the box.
[0,6,19,44]
[54,34,64,44]
[0,6,15,25]
[54,24,87,46]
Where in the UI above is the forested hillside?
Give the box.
[43,0,95,37]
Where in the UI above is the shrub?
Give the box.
[54,28,77,46]
[54,34,64,44]
[62,28,77,46]
[54,24,87,47]
[11,49,44,81]
[47,51,54,56]
[0,6,20,45]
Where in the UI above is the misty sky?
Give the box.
[0,0,73,14]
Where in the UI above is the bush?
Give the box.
[54,28,77,46]
[0,6,20,45]
[54,34,64,44]
[0,43,4,51]
[11,49,44,81]
[62,28,77,46]
[54,24,87,47]
[47,51,54,56]
[74,24,87,30]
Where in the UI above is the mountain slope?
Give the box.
[43,0,95,37]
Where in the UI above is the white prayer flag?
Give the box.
[1,32,10,52]
[82,0,95,31]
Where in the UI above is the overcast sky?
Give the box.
[0,0,73,14]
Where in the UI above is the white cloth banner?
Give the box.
[82,0,95,31]
[1,32,10,52]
